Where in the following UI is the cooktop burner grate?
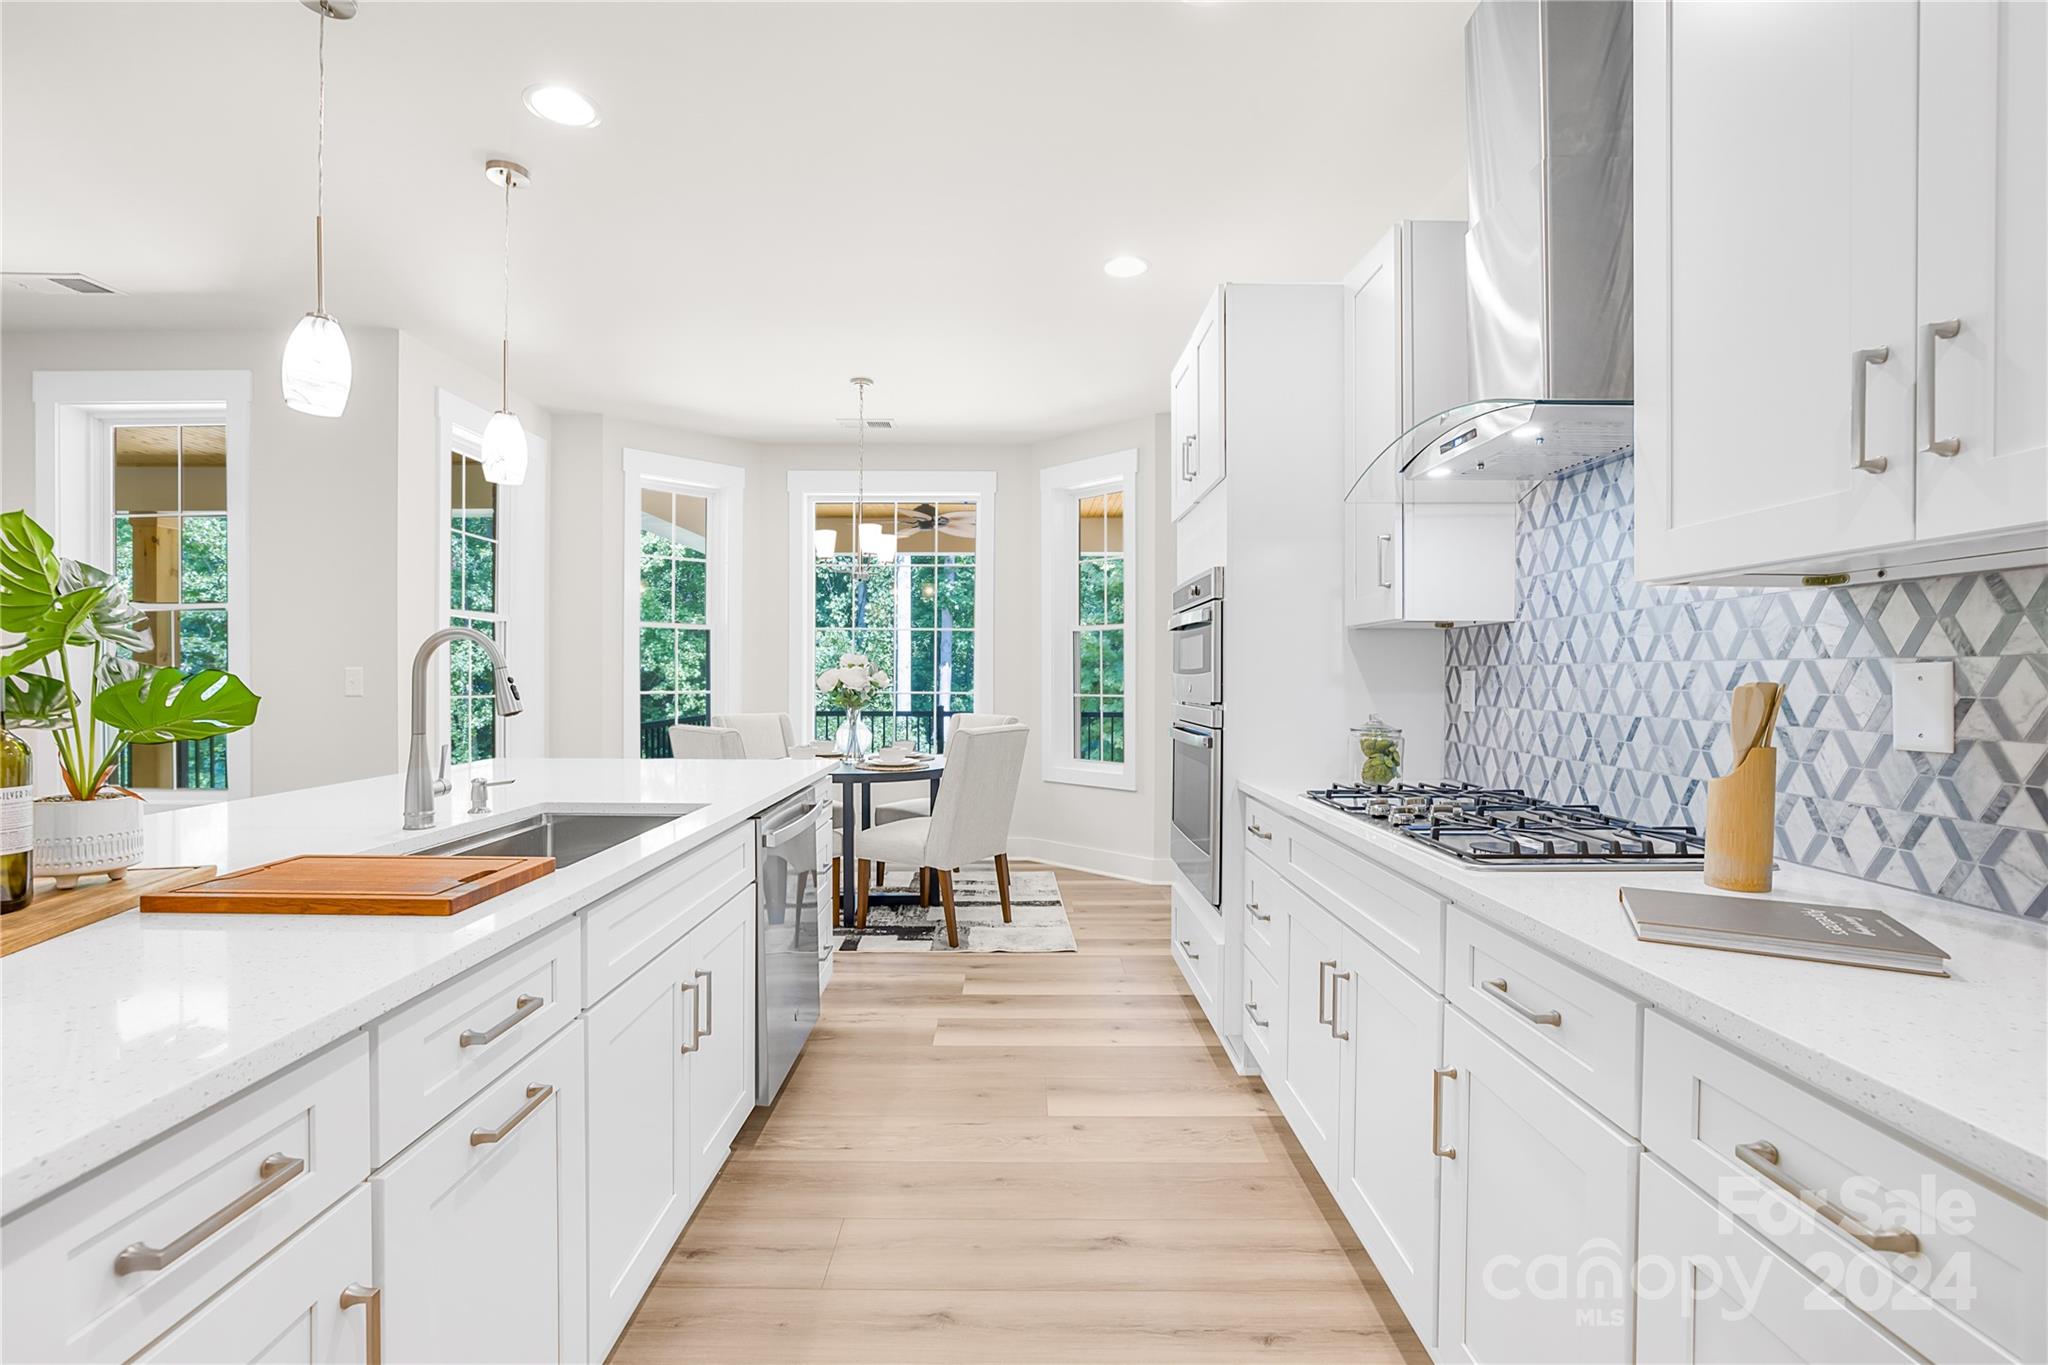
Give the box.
[1306,782,1706,869]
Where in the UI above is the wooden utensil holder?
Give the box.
[1704,746,1777,892]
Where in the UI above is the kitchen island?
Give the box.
[1,756,832,1364]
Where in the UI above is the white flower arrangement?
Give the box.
[816,652,891,711]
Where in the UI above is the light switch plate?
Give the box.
[343,666,365,698]
[1457,668,1479,717]
[1894,660,1954,753]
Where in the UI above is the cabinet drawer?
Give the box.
[1245,795,1442,989]
[1241,849,1286,977]
[370,916,581,1165]
[1171,891,1222,1016]
[1,1034,371,1364]
[1444,906,1641,1133]
[1644,1011,2043,1363]
[585,823,753,1006]
[133,1185,373,1364]
[1240,941,1284,1076]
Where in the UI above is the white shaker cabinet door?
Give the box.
[1335,926,1443,1347]
[373,1019,588,1365]
[134,1188,373,1365]
[1913,0,2048,544]
[1345,502,1402,627]
[1170,330,1200,522]
[584,934,691,1360]
[1635,0,1919,582]
[1435,1008,1639,1365]
[687,885,757,1205]
[1636,1158,1920,1365]
[1189,294,1226,508]
[1275,889,1346,1184]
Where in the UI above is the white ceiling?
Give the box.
[1,1,1471,442]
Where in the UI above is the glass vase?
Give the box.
[838,707,867,764]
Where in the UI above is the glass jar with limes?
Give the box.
[1350,718,1404,787]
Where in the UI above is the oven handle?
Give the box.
[1170,607,1216,632]
[1170,725,1214,750]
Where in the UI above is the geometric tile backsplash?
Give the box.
[1445,456,2048,919]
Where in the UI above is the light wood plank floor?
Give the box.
[609,864,1427,1364]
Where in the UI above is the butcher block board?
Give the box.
[139,854,556,917]
[1,866,218,957]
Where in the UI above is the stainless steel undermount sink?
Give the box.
[406,811,686,869]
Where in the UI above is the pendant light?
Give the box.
[281,0,357,417]
[481,159,530,485]
[849,377,874,581]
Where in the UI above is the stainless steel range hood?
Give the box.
[1375,0,1634,489]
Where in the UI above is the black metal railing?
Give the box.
[645,706,1125,760]
[111,736,230,791]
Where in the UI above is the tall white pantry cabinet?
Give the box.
[1635,0,2047,586]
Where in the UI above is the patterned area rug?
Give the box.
[836,859,1076,953]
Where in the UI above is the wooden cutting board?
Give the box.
[1,866,217,957]
[139,854,556,917]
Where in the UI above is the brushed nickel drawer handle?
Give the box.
[1245,1001,1270,1029]
[458,992,544,1048]
[1850,345,1891,474]
[1328,969,1352,1041]
[340,1284,382,1365]
[1920,318,1962,457]
[470,1083,554,1146]
[1431,1068,1457,1160]
[1482,977,1561,1027]
[1247,821,1273,841]
[1246,900,1272,923]
[680,979,702,1053]
[1179,938,1201,962]
[1734,1140,1921,1254]
[113,1152,306,1274]
[695,968,714,1037]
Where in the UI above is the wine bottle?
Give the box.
[2,725,31,913]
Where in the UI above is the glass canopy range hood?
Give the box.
[1350,398,1635,500]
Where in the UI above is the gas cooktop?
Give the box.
[1306,782,1707,869]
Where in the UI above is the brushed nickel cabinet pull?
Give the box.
[679,979,702,1053]
[1376,533,1394,588]
[1851,345,1891,474]
[340,1284,382,1365]
[1245,1001,1270,1029]
[470,1083,554,1146]
[113,1152,307,1275]
[1482,977,1562,1027]
[1247,821,1273,841]
[1178,938,1201,962]
[695,968,714,1037]
[1920,319,1962,457]
[1431,1068,1457,1159]
[1315,959,1335,1026]
[1734,1140,1921,1254]
[1246,901,1272,923]
[1328,969,1352,1041]
[458,993,544,1048]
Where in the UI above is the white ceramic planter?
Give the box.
[33,793,145,889]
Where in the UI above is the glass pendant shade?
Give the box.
[281,311,352,417]
[481,408,528,485]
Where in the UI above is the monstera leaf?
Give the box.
[1,585,106,679]
[2,672,73,729]
[56,559,154,659]
[0,510,62,633]
[94,667,261,745]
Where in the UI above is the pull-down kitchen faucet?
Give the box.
[404,627,522,830]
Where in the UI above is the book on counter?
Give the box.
[1620,886,1951,977]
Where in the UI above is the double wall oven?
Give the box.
[1169,569,1224,904]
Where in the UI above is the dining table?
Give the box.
[829,753,946,929]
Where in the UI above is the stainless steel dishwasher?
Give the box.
[755,787,828,1103]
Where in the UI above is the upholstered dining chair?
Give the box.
[851,722,1029,948]
[667,723,746,759]
[713,712,797,759]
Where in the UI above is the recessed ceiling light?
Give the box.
[1103,256,1149,278]
[523,84,600,128]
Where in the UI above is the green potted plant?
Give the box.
[0,510,260,888]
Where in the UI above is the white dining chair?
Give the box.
[852,723,1028,948]
[714,713,797,759]
[872,712,1021,823]
[668,723,746,759]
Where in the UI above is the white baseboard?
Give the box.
[1006,836,1174,886]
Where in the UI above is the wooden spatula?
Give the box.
[1729,682,1779,767]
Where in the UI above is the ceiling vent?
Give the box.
[837,417,895,430]
[4,272,118,296]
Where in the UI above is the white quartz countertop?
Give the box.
[0,757,832,1216]
[1240,780,2048,1202]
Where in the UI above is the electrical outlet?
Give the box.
[1893,660,1954,753]
[343,666,365,698]
[1458,668,1479,717]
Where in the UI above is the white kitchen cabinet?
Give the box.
[133,1187,373,1365]
[686,884,756,1203]
[373,1018,587,1365]
[1334,925,1443,1346]
[1435,1007,1639,1365]
[1275,888,1346,1183]
[1636,1158,1919,1365]
[1636,0,2046,585]
[1170,291,1226,521]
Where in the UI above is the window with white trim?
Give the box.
[624,451,744,758]
[1041,450,1138,789]
[448,447,505,763]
